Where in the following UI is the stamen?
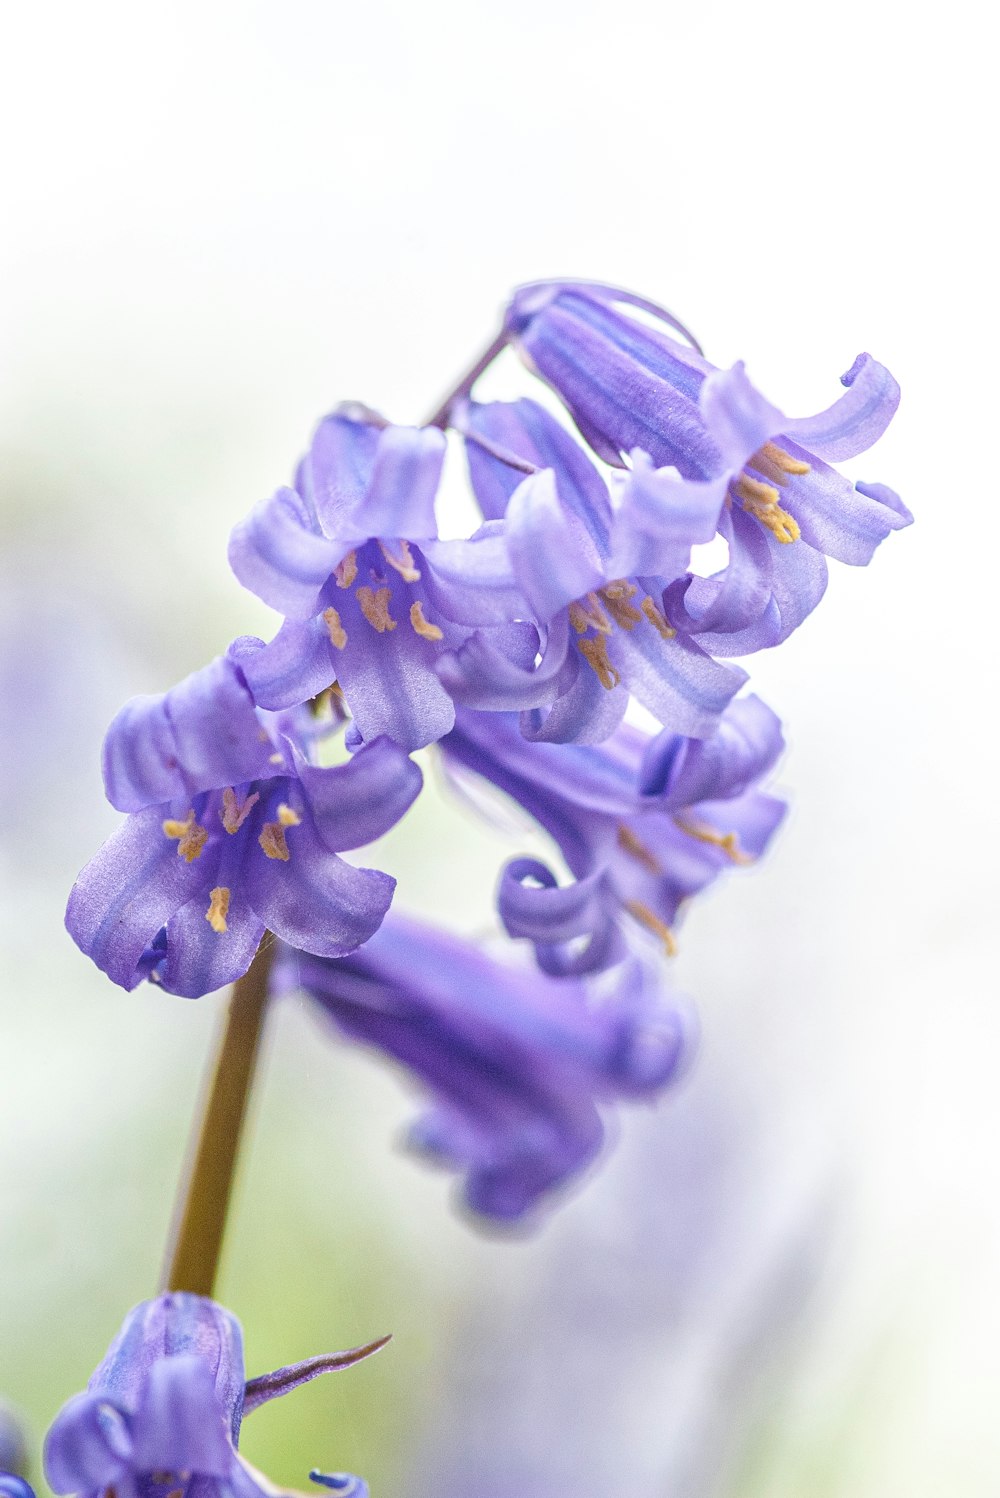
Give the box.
[409,600,443,641]
[322,606,348,649]
[599,580,643,630]
[577,635,621,690]
[276,802,301,827]
[162,811,209,862]
[356,585,397,632]
[734,474,801,544]
[220,787,260,834]
[205,886,231,934]
[259,822,291,861]
[641,595,676,638]
[269,752,285,766]
[674,815,753,864]
[616,823,663,875]
[759,440,811,476]
[334,551,358,589]
[568,594,613,635]
[623,899,678,956]
[378,538,421,582]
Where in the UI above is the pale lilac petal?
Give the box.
[773,446,913,565]
[301,410,381,538]
[699,361,785,470]
[608,628,748,738]
[229,626,336,713]
[130,1356,232,1477]
[639,694,784,807]
[421,529,530,625]
[159,882,265,1000]
[358,424,445,541]
[505,469,606,621]
[296,737,422,851]
[608,452,728,579]
[43,1395,131,1495]
[436,617,570,712]
[228,486,344,620]
[781,353,900,461]
[332,592,456,750]
[519,650,629,745]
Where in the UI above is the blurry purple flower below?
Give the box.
[0,1481,33,1498]
[505,281,911,652]
[43,1293,384,1498]
[66,652,421,997]
[440,695,785,976]
[0,1403,28,1483]
[282,911,690,1223]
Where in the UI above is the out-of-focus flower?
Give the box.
[229,403,526,751]
[0,1480,33,1498]
[44,1293,385,1498]
[436,396,744,743]
[440,695,785,975]
[504,281,910,652]
[284,911,690,1223]
[0,1400,30,1497]
[66,652,421,996]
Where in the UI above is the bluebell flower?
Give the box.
[228,403,526,751]
[0,1403,27,1482]
[44,1293,383,1498]
[440,695,785,975]
[0,1480,33,1498]
[283,912,690,1223]
[66,651,421,997]
[504,281,911,652]
[433,396,746,744]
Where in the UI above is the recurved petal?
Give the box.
[699,361,785,471]
[608,625,748,739]
[129,1356,232,1477]
[608,452,729,579]
[43,1394,131,1495]
[499,856,612,947]
[297,737,422,851]
[229,626,337,713]
[781,353,900,461]
[505,469,607,621]
[436,617,570,712]
[158,885,265,1000]
[639,693,784,806]
[777,445,913,565]
[228,486,344,620]
[358,424,446,541]
[519,649,629,745]
[420,528,528,626]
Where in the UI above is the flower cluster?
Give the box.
[67,279,905,1216]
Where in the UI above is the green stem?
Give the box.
[161,938,275,1297]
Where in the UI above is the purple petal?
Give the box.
[301,410,382,538]
[782,352,900,461]
[43,1395,131,1495]
[436,616,569,712]
[358,424,445,541]
[519,649,629,745]
[243,1337,391,1415]
[296,737,422,851]
[230,625,336,713]
[505,468,606,621]
[639,694,785,807]
[228,486,344,620]
[699,360,785,470]
[331,587,456,751]
[775,446,912,565]
[158,884,265,1000]
[607,626,748,738]
[130,1356,232,1477]
[310,1474,369,1498]
[420,529,529,625]
[609,452,728,579]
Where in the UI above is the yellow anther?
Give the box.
[162,811,209,862]
[623,899,678,957]
[205,886,231,934]
[758,440,811,477]
[409,600,444,641]
[616,823,663,875]
[568,594,613,635]
[734,474,801,545]
[599,580,643,630]
[269,752,285,765]
[259,821,291,861]
[378,538,421,582]
[641,595,676,638]
[322,605,348,649]
[276,802,301,827]
[674,815,753,865]
[334,550,358,588]
[356,585,397,633]
[577,634,621,690]
[220,787,260,834]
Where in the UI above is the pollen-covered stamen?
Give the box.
[334,551,358,588]
[162,811,209,862]
[277,802,301,827]
[258,803,301,860]
[378,538,421,582]
[752,440,811,485]
[220,787,260,834]
[674,814,753,864]
[409,600,443,641]
[617,823,663,875]
[568,594,613,635]
[322,606,348,649]
[577,634,621,690]
[205,886,231,933]
[734,474,801,544]
[641,595,676,639]
[599,580,643,630]
[356,585,397,633]
[623,899,678,956]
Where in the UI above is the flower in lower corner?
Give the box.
[43,1294,385,1498]
[66,651,422,997]
[0,1402,32,1498]
[282,911,691,1224]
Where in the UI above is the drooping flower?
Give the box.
[504,281,911,652]
[439,695,785,975]
[43,1293,385,1498]
[228,403,526,752]
[0,1402,31,1498]
[283,911,690,1223]
[434,396,746,743]
[66,651,421,997]
[0,1479,33,1498]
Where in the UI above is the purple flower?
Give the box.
[283,912,690,1223]
[0,1404,27,1482]
[43,1293,385,1498]
[440,695,786,976]
[66,651,421,997]
[0,1481,33,1498]
[505,281,911,652]
[229,403,525,751]
[435,396,746,744]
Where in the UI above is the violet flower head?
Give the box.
[0,1404,28,1483]
[66,651,421,997]
[0,1480,33,1498]
[43,1293,384,1498]
[229,403,525,751]
[284,911,690,1223]
[505,281,911,652]
[440,695,785,976]
[436,396,746,744]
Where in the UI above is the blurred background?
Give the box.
[0,1,995,1493]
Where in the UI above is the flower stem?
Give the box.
[161,939,275,1297]
[423,327,510,429]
